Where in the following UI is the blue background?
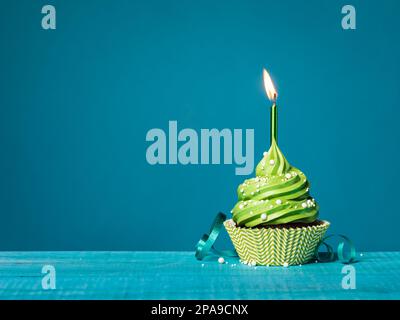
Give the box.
[0,0,399,251]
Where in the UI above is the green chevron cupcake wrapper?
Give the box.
[224,219,330,266]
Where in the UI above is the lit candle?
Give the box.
[263,68,278,145]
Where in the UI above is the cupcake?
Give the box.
[224,69,329,266]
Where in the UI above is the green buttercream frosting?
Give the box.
[231,139,319,227]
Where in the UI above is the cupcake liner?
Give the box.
[224,219,330,266]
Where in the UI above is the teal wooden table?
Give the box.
[0,251,399,300]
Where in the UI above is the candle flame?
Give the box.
[263,68,278,102]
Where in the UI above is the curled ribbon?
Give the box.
[195,212,238,261]
[315,234,357,264]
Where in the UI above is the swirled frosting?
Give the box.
[231,140,319,227]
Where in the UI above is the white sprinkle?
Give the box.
[227,220,236,227]
[230,210,233,213]
[256,189,260,193]
[250,211,253,214]
[263,151,268,157]
[240,189,244,193]
[201,264,204,267]
[283,262,289,267]
[261,213,267,220]
[276,199,282,205]
[302,202,307,208]
[251,192,254,195]
[218,257,225,264]
[285,173,292,179]
[360,253,364,257]
[269,159,275,166]
[239,204,243,209]
[250,261,256,266]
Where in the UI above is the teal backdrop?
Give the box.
[0,0,399,251]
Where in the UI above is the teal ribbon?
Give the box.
[315,234,357,264]
[195,212,238,261]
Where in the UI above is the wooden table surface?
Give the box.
[0,251,399,300]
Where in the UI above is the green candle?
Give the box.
[263,68,278,145]
[270,103,277,144]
